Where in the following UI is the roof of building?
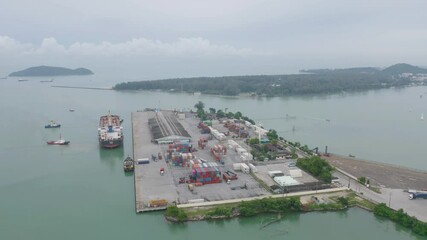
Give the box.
[148,110,191,142]
[274,176,300,187]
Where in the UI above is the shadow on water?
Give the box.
[206,218,232,228]
[166,219,189,234]
[124,171,134,177]
[98,147,124,169]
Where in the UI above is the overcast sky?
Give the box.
[1,0,426,79]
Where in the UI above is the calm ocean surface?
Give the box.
[0,75,425,240]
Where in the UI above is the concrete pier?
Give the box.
[133,111,177,213]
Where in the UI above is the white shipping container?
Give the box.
[236,147,247,155]
[218,134,226,141]
[240,152,253,161]
[178,113,185,119]
[248,163,257,173]
[137,158,149,162]
[233,163,242,171]
[228,139,237,145]
[268,170,283,177]
[240,163,250,173]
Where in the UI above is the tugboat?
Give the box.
[123,156,134,172]
[45,120,61,128]
[47,135,70,145]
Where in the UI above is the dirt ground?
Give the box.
[324,154,427,190]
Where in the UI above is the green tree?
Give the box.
[194,101,205,111]
[216,109,225,118]
[226,112,235,119]
[209,108,216,114]
[249,138,260,145]
[197,109,207,120]
[266,130,279,140]
[234,111,243,120]
[358,177,366,185]
[297,156,333,183]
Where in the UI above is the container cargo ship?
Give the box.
[98,112,123,148]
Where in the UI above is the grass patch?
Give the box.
[369,187,381,194]
[184,203,240,219]
[165,206,188,222]
[345,192,376,210]
[250,172,272,193]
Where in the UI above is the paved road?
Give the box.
[333,170,427,222]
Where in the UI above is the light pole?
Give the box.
[388,190,392,207]
[348,176,351,189]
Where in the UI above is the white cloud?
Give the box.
[0,36,259,57]
[0,36,32,54]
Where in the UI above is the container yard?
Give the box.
[132,110,325,213]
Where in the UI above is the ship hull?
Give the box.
[99,138,123,148]
[98,113,123,149]
[47,141,70,145]
[45,125,61,128]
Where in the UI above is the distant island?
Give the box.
[9,66,94,77]
[113,63,427,97]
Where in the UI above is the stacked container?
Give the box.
[191,162,222,184]
[169,152,195,167]
[168,141,192,153]
[198,122,211,134]
[211,144,227,163]
[209,127,226,141]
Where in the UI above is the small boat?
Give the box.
[69,109,75,112]
[123,156,134,172]
[349,154,355,158]
[47,135,70,145]
[40,78,54,83]
[421,113,424,120]
[47,134,70,145]
[45,120,61,128]
[18,78,28,82]
[47,139,70,145]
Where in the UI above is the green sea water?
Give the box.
[0,75,426,240]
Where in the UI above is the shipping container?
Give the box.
[137,158,150,164]
[240,163,250,173]
[233,163,242,171]
[248,163,257,173]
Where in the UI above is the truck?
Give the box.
[223,170,238,181]
[149,199,168,208]
[240,163,250,173]
[408,190,427,200]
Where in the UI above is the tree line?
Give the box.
[113,72,410,97]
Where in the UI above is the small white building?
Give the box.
[274,176,300,187]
